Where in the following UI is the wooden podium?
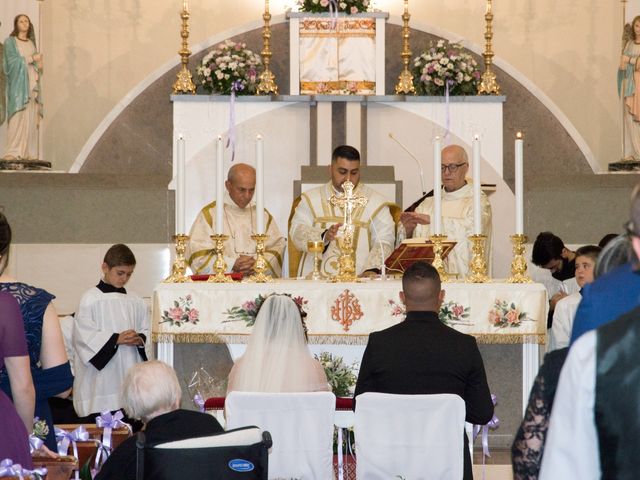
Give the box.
[385,238,457,273]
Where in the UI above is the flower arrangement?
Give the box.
[489,299,528,328]
[439,300,472,326]
[412,39,481,96]
[33,417,49,440]
[297,0,370,14]
[159,295,200,327]
[196,40,262,95]
[315,352,358,397]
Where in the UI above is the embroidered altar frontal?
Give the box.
[153,280,548,345]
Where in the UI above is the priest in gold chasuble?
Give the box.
[187,164,285,277]
[289,146,397,277]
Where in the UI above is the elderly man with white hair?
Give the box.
[95,360,224,480]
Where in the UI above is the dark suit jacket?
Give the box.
[354,310,494,480]
[95,409,224,480]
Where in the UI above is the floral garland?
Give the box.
[315,351,358,397]
[412,39,481,96]
[196,40,262,95]
[297,0,370,14]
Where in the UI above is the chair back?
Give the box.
[225,391,336,479]
[136,426,271,480]
[355,392,466,480]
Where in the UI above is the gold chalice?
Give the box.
[306,240,327,281]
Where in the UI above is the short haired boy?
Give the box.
[548,245,601,351]
[72,244,150,418]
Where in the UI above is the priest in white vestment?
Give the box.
[289,145,397,277]
[187,163,285,277]
[399,144,492,279]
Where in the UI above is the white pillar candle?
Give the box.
[176,134,186,234]
[216,135,224,235]
[515,132,524,235]
[255,135,265,234]
[472,134,482,235]
[433,136,442,235]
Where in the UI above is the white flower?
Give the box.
[464,75,471,82]
[340,2,347,9]
[439,58,448,65]
[224,73,230,80]
[434,78,444,86]
[216,70,224,80]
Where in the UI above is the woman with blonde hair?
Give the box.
[227,294,329,393]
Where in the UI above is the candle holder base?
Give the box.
[207,234,235,283]
[466,234,490,283]
[246,234,273,283]
[430,234,450,283]
[507,234,532,283]
[163,234,193,283]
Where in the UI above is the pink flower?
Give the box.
[350,6,358,13]
[169,307,184,323]
[506,309,520,325]
[188,308,199,322]
[242,300,256,312]
[452,305,464,317]
[320,0,329,6]
[489,310,501,326]
[186,294,192,301]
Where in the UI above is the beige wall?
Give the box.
[41,1,621,172]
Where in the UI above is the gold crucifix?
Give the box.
[329,180,368,282]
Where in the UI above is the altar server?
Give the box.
[289,145,397,277]
[399,144,492,279]
[187,163,285,277]
[73,244,150,417]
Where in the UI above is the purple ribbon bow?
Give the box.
[0,458,48,478]
[29,434,44,454]
[193,393,205,413]
[226,80,244,162]
[473,394,499,480]
[55,425,90,480]
[95,410,130,471]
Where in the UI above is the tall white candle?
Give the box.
[255,135,265,233]
[472,135,482,235]
[515,132,524,235]
[176,134,186,234]
[433,136,442,235]
[216,135,224,235]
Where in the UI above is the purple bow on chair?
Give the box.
[55,425,90,480]
[473,394,500,480]
[0,458,48,478]
[193,393,205,413]
[94,410,130,471]
[28,434,44,454]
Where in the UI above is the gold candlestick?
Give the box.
[430,234,449,283]
[507,234,532,283]
[395,0,415,95]
[477,0,501,95]
[306,240,327,281]
[466,234,490,283]
[172,1,196,94]
[207,234,235,283]
[246,234,273,283]
[256,0,279,95]
[163,234,192,283]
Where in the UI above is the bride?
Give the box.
[227,295,329,393]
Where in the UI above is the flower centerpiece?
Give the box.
[297,0,371,14]
[412,39,481,96]
[315,352,358,397]
[196,40,262,95]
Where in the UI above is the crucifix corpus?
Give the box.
[329,180,369,282]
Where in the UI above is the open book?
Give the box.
[385,238,457,273]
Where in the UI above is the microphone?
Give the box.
[388,132,426,195]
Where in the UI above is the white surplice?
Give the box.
[289,182,396,277]
[72,288,150,417]
[549,292,581,351]
[186,193,285,276]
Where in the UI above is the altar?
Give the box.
[153,278,547,418]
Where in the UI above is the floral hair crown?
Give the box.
[256,293,309,339]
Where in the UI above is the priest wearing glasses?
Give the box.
[187,163,286,277]
[398,144,492,278]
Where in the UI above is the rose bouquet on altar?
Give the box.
[297,0,371,14]
[197,40,262,95]
[315,352,358,397]
[412,39,481,96]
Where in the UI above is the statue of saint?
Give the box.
[618,16,640,160]
[2,14,42,161]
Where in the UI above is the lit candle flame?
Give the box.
[516,131,523,139]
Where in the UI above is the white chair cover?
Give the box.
[355,392,466,480]
[225,391,336,479]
